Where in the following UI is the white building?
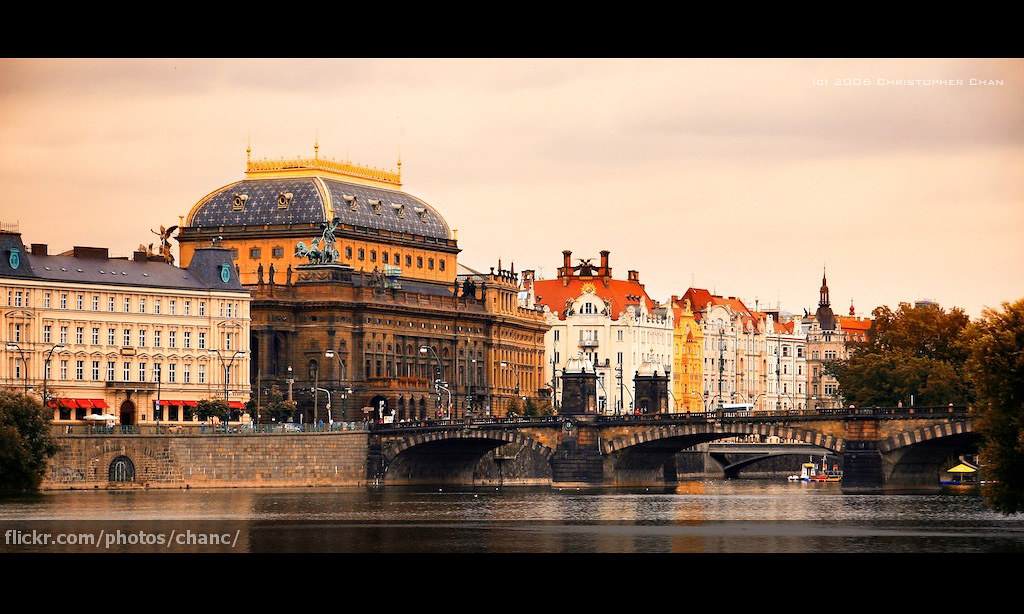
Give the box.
[526,250,673,414]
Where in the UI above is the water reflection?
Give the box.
[1,480,1020,553]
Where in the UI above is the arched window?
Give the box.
[109,456,135,482]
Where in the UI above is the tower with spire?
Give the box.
[815,267,835,331]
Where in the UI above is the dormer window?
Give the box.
[232,193,249,211]
[277,192,293,209]
[369,198,383,214]
[414,206,428,221]
[392,203,405,218]
[343,194,358,210]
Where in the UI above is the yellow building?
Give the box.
[177,146,458,288]
[670,296,703,412]
[1,228,251,427]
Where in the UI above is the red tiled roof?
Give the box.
[534,277,655,320]
[680,288,753,322]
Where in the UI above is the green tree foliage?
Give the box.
[826,302,973,406]
[506,397,523,417]
[195,398,229,422]
[0,390,60,493]
[263,385,297,423]
[963,299,1024,514]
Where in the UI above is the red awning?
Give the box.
[181,400,198,407]
[158,400,182,406]
[228,401,245,409]
[76,399,96,409]
[59,399,81,408]
[91,399,109,409]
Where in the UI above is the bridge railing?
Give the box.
[52,422,369,436]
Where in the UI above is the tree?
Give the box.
[963,299,1024,514]
[195,399,229,422]
[826,302,974,407]
[263,385,296,423]
[0,390,60,493]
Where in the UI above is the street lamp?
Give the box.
[325,349,350,423]
[420,345,450,418]
[6,343,29,392]
[208,348,246,425]
[691,390,707,413]
[40,344,65,408]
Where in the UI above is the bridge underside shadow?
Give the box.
[605,434,722,486]
[710,448,833,479]
[884,433,981,486]
[384,438,552,486]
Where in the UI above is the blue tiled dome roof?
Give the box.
[188,175,451,240]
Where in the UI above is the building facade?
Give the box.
[0,228,251,425]
[530,250,673,415]
[670,296,703,413]
[178,152,549,421]
[801,271,871,409]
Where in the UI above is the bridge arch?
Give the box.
[602,423,844,456]
[380,429,555,485]
[878,420,974,453]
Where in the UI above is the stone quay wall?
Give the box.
[42,432,371,490]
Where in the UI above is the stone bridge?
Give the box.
[369,406,977,489]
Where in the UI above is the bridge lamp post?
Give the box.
[209,348,246,425]
[324,349,351,422]
[312,386,333,427]
[40,344,65,407]
[6,343,29,392]
[691,390,707,413]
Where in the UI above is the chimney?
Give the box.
[31,243,48,256]
[72,246,109,259]
[628,270,639,283]
[561,250,572,285]
[600,250,610,275]
[133,250,149,262]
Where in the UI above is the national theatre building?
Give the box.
[176,148,549,422]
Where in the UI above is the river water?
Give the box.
[2,480,1021,553]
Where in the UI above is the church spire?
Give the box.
[819,266,830,308]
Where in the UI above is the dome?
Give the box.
[563,352,595,374]
[185,157,452,241]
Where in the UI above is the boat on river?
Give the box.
[788,456,842,482]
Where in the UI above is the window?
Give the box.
[154,300,161,315]
[139,363,146,382]
[76,360,84,380]
[198,364,206,384]
[123,329,131,346]
[345,247,353,259]
[382,252,389,264]
[153,363,161,382]
[76,294,83,310]
[617,351,623,364]
[617,330,624,341]
[76,327,83,344]
[249,247,261,259]
[183,365,191,384]
[109,297,115,311]
[139,298,146,313]
[225,333,233,350]
[406,255,412,267]
[107,361,115,381]
[428,258,434,270]
[272,247,284,259]
[108,328,115,345]
[138,330,146,347]
[439,259,445,272]
[44,293,51,308]
[92,328,99,345]
[553,330,560,342]
[153,330,161,348]
[184,301,191,315]
[168,363,176,383]
[183,331,191,348]
[198,332,206,349]
[417,256,423,268]
[44,325,51,343]
[91,361,99,381]
[797,347,804,358]
[124,297,131,312]
[60,293,67,309]
[169,300,176,315]
[358,248,365,261]
[199,301,205,316]
[14,323,21,342]
[92,295,99,310]
[60,360,67,380]
[169,330,176,348]
[370,250,376,262]
[123,362,131,381]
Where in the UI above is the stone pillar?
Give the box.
[842,419,883,490]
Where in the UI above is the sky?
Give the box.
[0,58,1020,319]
